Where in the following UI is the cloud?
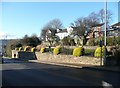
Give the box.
[0,31,7,39]
[0,31,15,39]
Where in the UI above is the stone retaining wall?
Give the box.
[35,52,103,66]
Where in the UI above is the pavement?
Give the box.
[29,60,120,73]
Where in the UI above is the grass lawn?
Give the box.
[85,49,95,56]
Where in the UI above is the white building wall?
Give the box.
[56,32,69,39]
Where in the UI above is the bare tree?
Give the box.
[71,14,99,36]
[40,18,63,46]
[70,12,100,45]
[47,19,63,29]
[87,12,100,26]
[98,9,113,24]
[40,18,63,38]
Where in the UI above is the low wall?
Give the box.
[18,52,37,60]
[12,50,36,60]
[35,52,103,66]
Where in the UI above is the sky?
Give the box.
[0,1,119,39]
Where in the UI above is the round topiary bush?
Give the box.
[40,47,45,53]
[24,47,27,52]
[94,46,106,57]
[53,46,61,55]
[31,47,35,52]
[18,47,22,51]
[73,46,84,57]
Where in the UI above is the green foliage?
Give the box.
[22,34,41,47]
[5,39,20,57]
[94,46,105,57]
[107,36,120,46]
[110,46,120,65]
[73,46,84,57]
[61,37,70,45]
[69,39,76,46]
[86,36,120,46]
[60,47,73,55]
[53,46,61,55]
[86,38,95,46]
[85,49,95,56]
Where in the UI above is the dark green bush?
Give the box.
[110,46,120,65]
[86,38,95,46]
[60,47,73,55]
[61,37,70,45]
[86,36,120,46]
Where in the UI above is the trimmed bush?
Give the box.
[40,47,45,53]
[86,38,95,46]
[23,46,30,52]
[24,47,27,52]
[94,46,106,57]
[73,46,84,57]
[53,46,61,55]
[31,47,35,52]
[19,47,22,51]
[60,47,73,55]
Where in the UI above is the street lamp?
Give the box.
[104,0,107,65]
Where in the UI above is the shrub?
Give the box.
[24,47,27,52]
[61,37,70,45]
[19,47,23,51]
[73,46,84,57]
[40,47,45,53]
[60,47,73,55]
[110,46,120,65]
[53,46,61,55]
[86,38,95,46]
[94,46,106,57]
[23,46,31,52]
[107,37,114,46]
[31,47,35,52]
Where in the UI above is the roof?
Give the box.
[56,29,67,33]
[111,22,120,27]
[91,23,104,27]
[46,28,57,35]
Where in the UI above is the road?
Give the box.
[1,58,120,87]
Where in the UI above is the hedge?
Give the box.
[53,46,61,55]
[73,46,84,57]
[94,46,106,57]
[40,47,45,53]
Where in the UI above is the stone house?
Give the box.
[108,22,120,37]
[86,23,104,39]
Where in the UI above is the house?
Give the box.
[86,23,104,39]
[45,26,87,41]
[55,29,68,39]
[45,28,57,41]
[55,26,73,39]
[108,22,120,37]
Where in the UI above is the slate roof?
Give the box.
[111,22,120,27]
